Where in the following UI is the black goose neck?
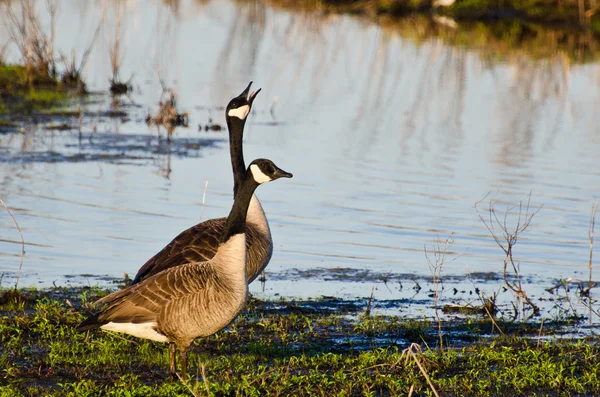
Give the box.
[220,171,259,244]
[226,115,247,197]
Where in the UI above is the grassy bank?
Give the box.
[252,0,600,28]
[243,0,600,62]
[0,65,69,114]
[0,286,598,396]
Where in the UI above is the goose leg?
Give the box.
[169,343,177,380]
[179,348,188,380]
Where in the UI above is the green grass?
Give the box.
[241,0,600,63]
[247,0,600,28]
[0,287,599,396]
[0,65,69,113]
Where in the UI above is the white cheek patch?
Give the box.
[250,164,271,184]
[101,321,169,343]
[227,105,250,120]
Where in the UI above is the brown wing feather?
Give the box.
[131,218,225,284]
[97,264,215,323]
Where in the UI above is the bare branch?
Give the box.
[475,193,542,319]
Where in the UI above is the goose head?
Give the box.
[249,158,293,184]
[226,81,261,122]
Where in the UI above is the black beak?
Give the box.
[273,166,293,180]
[239,81,253,100]
[249,87,261,105]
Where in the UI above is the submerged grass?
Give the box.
[0,286,599,396]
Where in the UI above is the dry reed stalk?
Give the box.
[536,317,545,349]
[475,193,541,319]
[0,41,8,64]
[365,284,375,317]
[59,17,103,92]
[199,181,208,221]
[351,343,440,396]
[146,89,189,142]
[587,203,598,324]
[177,359,210,397]
[110,0,123,83]
[403,343,440,397]
[46,0,57,76]
[109,0,132,94]
[0,198,25,290]
[201,362,210,396]
[1,0,54,78]
[588,204,597,289]
[425,233,455,352]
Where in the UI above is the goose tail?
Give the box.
[76,313,103,332]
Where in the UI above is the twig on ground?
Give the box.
[0,198,25,290]
[350,343,439,397]
[403,343,440,397]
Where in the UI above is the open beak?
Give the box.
[249,87,261,105]
[238,82,261,105]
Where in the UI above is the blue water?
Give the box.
[1,0,599,320]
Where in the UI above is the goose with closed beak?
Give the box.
[77,159,293,379]
[131,82,275,285]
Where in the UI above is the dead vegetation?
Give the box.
[145,88,189,142]
[475,193,542,320]
[1,0,58,84]
[0,0,102,93]
[425,233,455,352]
[109,0,133,95]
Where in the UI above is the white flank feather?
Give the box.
[101,321,169,342]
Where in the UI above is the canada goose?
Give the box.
[77,159,293,379]
[131,82,274,285]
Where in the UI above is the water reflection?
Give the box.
[0,0,599,321]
